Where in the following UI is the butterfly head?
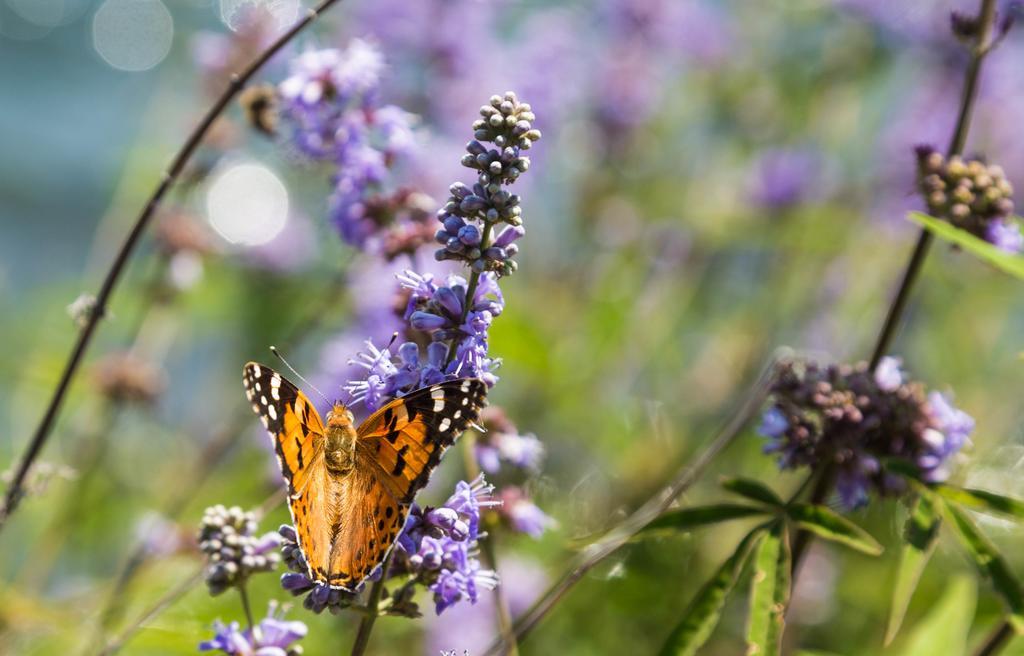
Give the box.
[325,402,355,429]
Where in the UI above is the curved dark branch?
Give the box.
[0,0,346,531]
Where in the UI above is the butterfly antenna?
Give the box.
[269,346,332,406]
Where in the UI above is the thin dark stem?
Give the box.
[867,230,934,370]
[481,356,781,655]
[350,554,392,656]
[868,0,995,370]
[973,621,1015,656]
[0,0,345,532]
[793,0,1000,594]
[787,465,835,579]
[462,433,519,656]
[479,525,519,656]
[239,583,258,640]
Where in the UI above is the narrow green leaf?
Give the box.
[896,576,976,656]
[885,494,942,645]
[785,504,883,556]
[943,500,1024,633]
[638,504,769,538]
[936,485,1024,520]
[659,527,767,656]
[908,211,1024,280]
[721,477,785,507]
[746,521,791,656]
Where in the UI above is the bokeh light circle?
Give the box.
[92,0,174,72]
[206,162,290,246]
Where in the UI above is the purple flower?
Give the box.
[344,339,400,412]
[760,358,974,508]
[432,559,500,615]
[276,40,423,251]
[757,406,789,440]
[383,476,502,615]
[475,406,546,474]
[986,219,1024,253]
[499,487,557,538]
[747,147,823,211]
[200,602,307,655]
[874,356,904,392]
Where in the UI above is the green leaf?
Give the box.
[638,504,769,537]
[720,477,785,508]
[908,211,1024,280]
[936,485,1024,520]
[746,521,791,656]
[785,504,883,556]
[658,527,767,656]
[896,576,976,656]
[943,500,1024,633]
[886,494,942,645]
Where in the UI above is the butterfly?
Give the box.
[243,362,487,591]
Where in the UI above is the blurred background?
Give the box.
[3,0,1024,654]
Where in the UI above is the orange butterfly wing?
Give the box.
[243,363,332,583]
[356,379,488,504]
[324,468,406,589]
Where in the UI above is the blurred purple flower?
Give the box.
[747,147,822,211]
[986,219,1024,253]
[499,487,556,539]
[475,406,545,474]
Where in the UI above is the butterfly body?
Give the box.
[243,362,486,591]
[324,405,358,475]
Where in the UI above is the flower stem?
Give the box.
[445,221,494,368]
[0,0,347,534]
[462,433,519,656]
[350,553,392,656]
[973,621,1015,656]
[868,0,996,370]
[791,0,1000,595]
[238,582,258,640]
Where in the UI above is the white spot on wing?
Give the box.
[454,410,462,419]
[271,374,281,388]
[439,417,451,432]
[431,387,445,400]
[255,382,261,392]
[268,404,278,420]
[253,364,262,378]
[261,395,268,405]
[461,397,469,406]
[433,399,445,412]
[460,379,471,392]
[272,387,280,400]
